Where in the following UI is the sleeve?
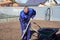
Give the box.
[19,11,23,23]
[31,9,36,19]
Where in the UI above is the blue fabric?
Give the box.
[19,8,36,40]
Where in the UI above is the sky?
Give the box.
[15,0,28,3]
[15,0,60,4]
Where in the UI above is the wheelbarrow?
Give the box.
[30,22,59,40]
[38,28,59,40]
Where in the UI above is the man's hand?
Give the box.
[23,29,26,33]
[30,18,33,21]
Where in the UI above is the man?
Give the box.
[19,6,36,40]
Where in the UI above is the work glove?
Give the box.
[30,18,33,21]
[23,29,26,34]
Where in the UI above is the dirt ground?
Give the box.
[0,20,60,40]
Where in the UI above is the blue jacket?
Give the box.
[19,8,36,23]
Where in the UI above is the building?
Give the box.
[13,2,19,7]
[0,0,12,7]
[0,0,58,7]
[39,0,57,7]
[18,0,47,7]
[49,0,57,6]
[0,0,19,7]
